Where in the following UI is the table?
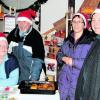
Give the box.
[12,90,60,100]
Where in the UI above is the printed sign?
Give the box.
[4,15,16,33]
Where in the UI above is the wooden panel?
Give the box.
[79,0,100,14]
[53,17,66,32]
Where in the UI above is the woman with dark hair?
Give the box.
[56,13,96,100]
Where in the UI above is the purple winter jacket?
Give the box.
[56,29,96,100]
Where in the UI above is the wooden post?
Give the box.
[67,0,75,35]
[0,5,2,13]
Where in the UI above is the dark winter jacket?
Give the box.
[75,35,100,100]
[5,54,19,78]
[7,26,45,82]
[7,26,45,60]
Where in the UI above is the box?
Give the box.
[45,58,57,81]
[49,46,59,54]
[18,81,57,95]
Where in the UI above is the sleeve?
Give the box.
[7,27,18,44]
[94,52,100,100]
[30,58,43,81]
[26,31,45,80]
[0,68,19,87]
[56,48,64,65]
[56,43,66,66]
[7,29,14,44]
[72,58,85,70]
[32,32,45,60]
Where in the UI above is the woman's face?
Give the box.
[0,41,8,57]
[18,21,31,32]
[72,16,85,33]
[91,13,100,35]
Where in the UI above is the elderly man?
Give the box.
[7,9,45,83]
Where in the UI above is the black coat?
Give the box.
[75,37,100,100]
[7,26,45,60]
[7,26,45,82]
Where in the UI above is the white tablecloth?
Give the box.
[11,90,60,100]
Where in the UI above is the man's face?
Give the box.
[0,40,8,57]
[18,21,31,32]
[91,13,100,35]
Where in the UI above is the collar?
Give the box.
[96,35,100,39]
[0,55,8,64]
[68,29,96,45]
[4,55,8,62]
[19,26,32,37]
[24,26,32,36]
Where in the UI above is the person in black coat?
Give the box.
[75,8,100,100]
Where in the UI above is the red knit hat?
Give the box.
[17,9,37,24]
[0,32,7,41]
[73,13,88,28]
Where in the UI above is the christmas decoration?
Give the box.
[17,9,37,24]
[0,0,48,12]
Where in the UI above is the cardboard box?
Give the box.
[49,46,59,54]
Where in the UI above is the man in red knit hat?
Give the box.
[7,9,45,83]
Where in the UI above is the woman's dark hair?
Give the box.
[72,15,85,26]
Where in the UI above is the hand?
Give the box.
[62,56,72,66]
